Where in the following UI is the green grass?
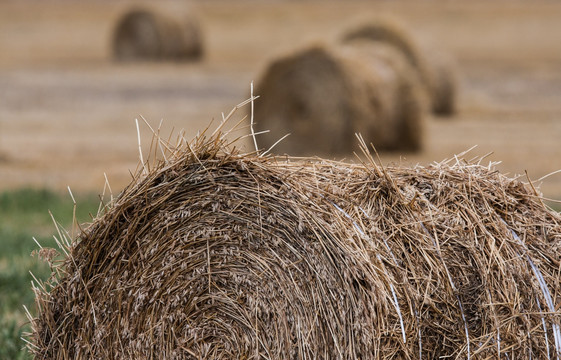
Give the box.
[0,188,100,359]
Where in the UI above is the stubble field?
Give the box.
[1,0,561,196]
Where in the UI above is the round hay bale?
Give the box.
[342,41,429,151]
[342,19,434,88]
[253,43,426,156]
[427,51,459,116]
[342,18,425,72]
[342,18,459,117]
[30,130,561,359]
[112,8,203,62]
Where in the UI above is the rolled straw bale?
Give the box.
[342,18,459,117]
[30,123,561,359]
[112,8,203,62]
[427,51,459,116]
[342,18,426,75]
[254,43,426,156]
[343,41,428,151]
[342,18,434,93]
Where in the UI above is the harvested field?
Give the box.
[0,0,561,199]
[30,124,561,358]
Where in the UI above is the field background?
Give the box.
[0,1,561,357]
[1,0,561,196]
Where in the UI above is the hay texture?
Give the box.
[254,43,426,156]
[29,120,561,359]
[342,18,459,116]
[112,8,203,62]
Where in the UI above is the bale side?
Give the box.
[29,131,561,359]
[253,45,357,156]
[341,18,435,92]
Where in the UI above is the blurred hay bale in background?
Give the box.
[343,41,428,151]
[254,43,426,156]
[427,51,460,116]
[342,18,459,116]
[112,7,203,62]
[342,18,431,85]
[29,121,561,358]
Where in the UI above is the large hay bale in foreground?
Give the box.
[112,8,203,62]
[30,129,561,359]
[342,18,459,116]
[254,43,426,156]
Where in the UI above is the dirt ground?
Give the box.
[1,0,561,200]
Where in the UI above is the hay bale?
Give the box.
[112,8,203,62]
[29,127,561,359]
[341,18,434,92]
[344,41,429,151]
[428,51,459,116]
[342,18,459,117]
[342,18,426,75]
[253,43,426,156]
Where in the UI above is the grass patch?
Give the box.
[0,188,99,359]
